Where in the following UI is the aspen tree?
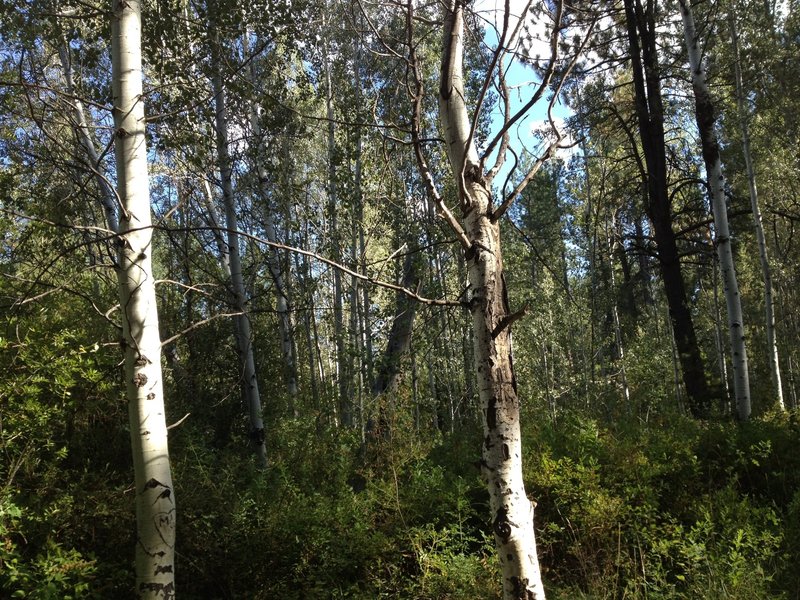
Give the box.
[730,13,785,411]
[210,29,268,465]
[322,32,351,427]
[679,0,750,419]
[422,0,565,595]
[111,0,176,595]
[243,33,299,403]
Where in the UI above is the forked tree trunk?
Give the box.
[730,14,785,411]
[210,35,268,466]
[439,2,544,596]
[111,0,176,596]
[679,0,751,420]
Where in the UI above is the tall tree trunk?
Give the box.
[352,35,374,396]
[438,1,544,596]
[730,13,785,411]
[295,220,322,409]
[356,154,374,397]
[623,0,711,417]
[322,40,351,427]
[679,0,750,419]
[210,35,267,466]
[712,254,732,411]
[373,250,419,434]
[349,258,361,428]
[242,33,299,403]
[607,220,631,408]
[111,0,176,595]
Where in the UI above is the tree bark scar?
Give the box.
[487,397,497,429]
[510,576,535,599]
[500,270,511,314]
[464,243,477,262]
[493,506,513,542]
[139,581,175,599]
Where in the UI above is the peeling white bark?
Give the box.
[111,0,176,596]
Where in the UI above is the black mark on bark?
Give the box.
[487,398,497,429]
[493,506,513,542]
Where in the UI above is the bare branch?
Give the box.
[493,14,598,221]
[481,0,564,163]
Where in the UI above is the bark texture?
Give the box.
[439,2,544,596]
[111,0,176,596]
[679,0,750,419]
[623,0,711,417]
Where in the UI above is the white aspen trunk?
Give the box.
[730,14,785,411]
[606,222,631,407]
[243,33,299,401]
[322,40,351,426]
[355,143,374,396]
[349,229,360,426]
[110,1,176,596]
[439,2,544,597]
[679,0,750,419]
[294,224,323,409]
[712,255,732,411]
[58,43,119,234]
[210,39,268,466]
[353,35,374,395]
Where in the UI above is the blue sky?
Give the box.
[474,0,575,194]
